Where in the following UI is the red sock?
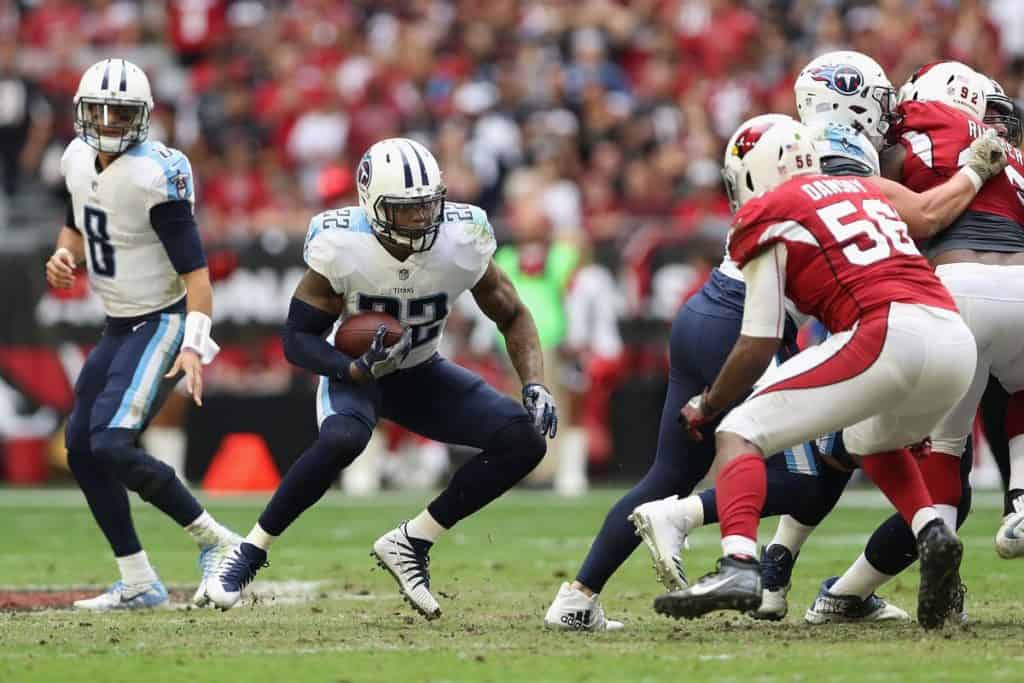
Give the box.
[716,453,766,546]
[917,451,962,507]
[860,449,934,525]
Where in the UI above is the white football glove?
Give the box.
[523,383,558,438]
[963,127,1008,183]
[354,325,413,380]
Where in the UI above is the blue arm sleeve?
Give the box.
[282,297,354,380]
[150,200,207,274]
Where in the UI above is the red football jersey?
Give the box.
[897,100,1024,224]
[728,174,956,333]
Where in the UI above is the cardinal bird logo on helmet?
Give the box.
[731,120,778,159]
[810,64,864,96]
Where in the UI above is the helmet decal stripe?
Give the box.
[119,59,128,92]
[100,59,111,90]
[408,141,430,185]
[395,143,414,188]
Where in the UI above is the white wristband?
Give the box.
[959,166,984,192]
[182,311,220,364]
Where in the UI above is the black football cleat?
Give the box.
[748,544,796,621]
[916,518,963,629]
[653,555,761,620]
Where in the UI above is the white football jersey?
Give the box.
[61,138,195,317]
[304,202,496,368]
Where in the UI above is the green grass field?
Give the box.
[0,488,1019,683]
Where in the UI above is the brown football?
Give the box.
[334,312,404,357]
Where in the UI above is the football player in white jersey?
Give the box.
[44,59,239,610]
[202,137,557,619]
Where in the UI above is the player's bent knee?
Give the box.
[318,416,373,468]
[491,419,547,470]
[90,428,175,498]
[716,431,764,459]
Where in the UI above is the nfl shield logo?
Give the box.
[398,269,409,280]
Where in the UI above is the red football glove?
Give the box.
[678,389,721,441]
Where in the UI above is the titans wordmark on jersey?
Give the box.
[61,137,195,317]
[303,202,497,369]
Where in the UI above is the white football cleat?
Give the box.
[995,512,1024,559]
[193,530,244,606]
[804,577,910,624]
[372,523,441,620]
[73,580,169,611]
[628,496,690,592]
[201,541,269,611]
[544,582,624,631]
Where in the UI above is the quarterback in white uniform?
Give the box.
[44,59,239,611]
[203,138,557,619]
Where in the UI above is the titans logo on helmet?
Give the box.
[810,64,864,96]
[357,154,372,191]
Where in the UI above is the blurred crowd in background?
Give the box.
[2,0,1022,484]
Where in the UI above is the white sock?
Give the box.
[829,552,893,600]
[245,523,276,551]
[935,504,958,532]
[116,550,158,586]
[721,534,757,558]
[1009,434,1024,491]
[910,507,940,536]
[667,494,705,529]
[768,515,816,554]
[405,510,446,543]
[185,511,231,546]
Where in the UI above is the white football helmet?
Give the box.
[794,50,895,151]
[74,59,154,154]
[898,61,991,121]
[356,138,447,253]
[985,77,1022,147]
[722,114,819,212]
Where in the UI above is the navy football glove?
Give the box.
[353,325,413,381]
[523,383,558,438]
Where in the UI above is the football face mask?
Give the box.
[76,99,149,154]
[372,190,447,253]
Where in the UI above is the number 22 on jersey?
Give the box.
[817,198,919,266]
[357,293,449,349]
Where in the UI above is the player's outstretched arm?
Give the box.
[875,128,1007,239]
[165,266,217,406]
[472,260,545,385]
[472,260,557,437]
[281,268,356,381]
[45,225,84,289]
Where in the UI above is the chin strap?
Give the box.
[182,311,220,364]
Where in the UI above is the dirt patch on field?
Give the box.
[0,588,194,611]
[0,581,328,612]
